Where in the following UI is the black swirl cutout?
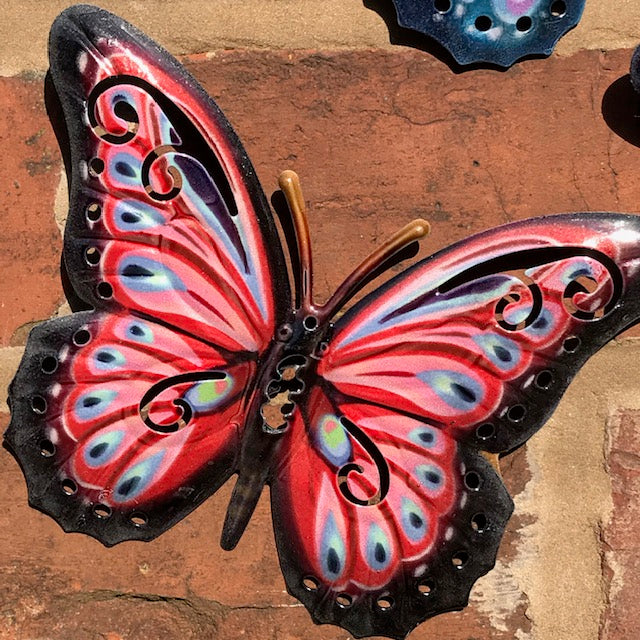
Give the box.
[87,88,140,144]
[494,272,543,332]
[139,371,227,433]
[337,417,390,506]
[84,75,237,214]
[562,275,608,320]
[140,144,183,201]
[383,246,622,332]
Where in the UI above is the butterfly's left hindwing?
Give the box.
[8,311,254,545]
[270,213,640,639]
[6,5,289,545]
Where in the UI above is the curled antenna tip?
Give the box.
[410,219,431,238]
[278,169,305,215]
[278,169,300,190]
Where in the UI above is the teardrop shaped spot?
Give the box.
[126,321,154,343]
[110,152,140,185]
[401,497,428,542]
[365,523,392,571]
[94,347,126,371]
[113,451,165,503]
[473,334,521,371]
[315,414,351,466]
[84,430,125,467]
[319,512,346,581]
[114,201,166,232]
[409,426,438,449]
[115,161,136,177]
[119,256,186,293]
[122,211,140,223]
[75,389,118,421]
[416,463,444,493]
[418,370,483,411]
[526,308,553,337]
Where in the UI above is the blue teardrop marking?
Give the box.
[408,426,438,449]
[319,512,346,581]
[473,333,521,371]
[526,308,553,337]
[114,201,166,233]
[315,414,352,467]
[416,464,444,493]
[118,256,186,293]
[109,152,140,186]
[93,347,126,371]
[562,260,593,284]
[84,430,125,468]
[75,389,118,421]
[365,523,392,571]
[126,321,154,344]
[401,497,428,542]
[418,370,483,411]
[184,374,234,412]
[113,451,165,503]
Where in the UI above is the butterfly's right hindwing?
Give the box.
[50,4,290,350]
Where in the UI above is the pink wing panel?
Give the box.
[270,385,510,635]
[50,6,288,353]
[320,215,633,444]
[272,388,461,590]
[8,310,255,544]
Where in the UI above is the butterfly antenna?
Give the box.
[279,170,314,313]
[319,218,430,322]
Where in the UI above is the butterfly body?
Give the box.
[219,313,335,549]
[6,5,640,639]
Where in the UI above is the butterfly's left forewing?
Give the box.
[6,5,289,545]
[270,213,640,639]
[50,5,288,348]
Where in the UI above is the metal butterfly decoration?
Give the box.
[6,5,640,639]
[389,0,586,67]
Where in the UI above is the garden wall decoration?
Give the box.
[389,0,586,66]
[5,4,640,639]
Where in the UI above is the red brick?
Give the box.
[0,77,63,347]
[602,409,640,640]
[2,45,639,639]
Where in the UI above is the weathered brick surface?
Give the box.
[602,409,640,640]
[1,44,640,640]
[0,78,63,347]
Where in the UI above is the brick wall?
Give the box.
[1,2,640,639]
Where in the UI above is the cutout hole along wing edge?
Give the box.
[6,5,640,640]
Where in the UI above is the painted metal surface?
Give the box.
[391,0,586,67]
[5,6,640,639]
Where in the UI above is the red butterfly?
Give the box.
[6,6,640,639]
